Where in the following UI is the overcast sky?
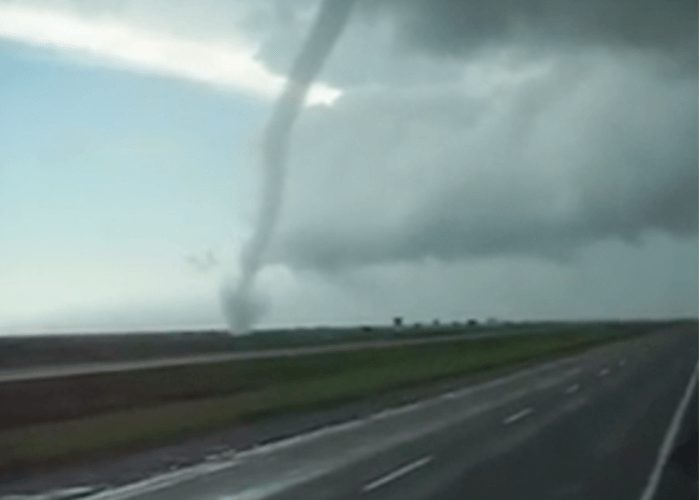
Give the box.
[0,0,697,334]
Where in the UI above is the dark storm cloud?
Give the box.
[228,0,697,282]
[271,56,697,271]
[370,0,697,69]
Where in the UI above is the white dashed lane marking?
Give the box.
[502,408,534,425]
[362,456,433,492]
[564,383,580,395]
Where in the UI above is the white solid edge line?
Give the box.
[81,459,241,500]
[502,407,534,425]
[638,362,698,500]
[362,456,433,492]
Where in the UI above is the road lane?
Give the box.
[295,332,696,500]
[76,329,694,500]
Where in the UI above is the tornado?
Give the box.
[222,0,356,334]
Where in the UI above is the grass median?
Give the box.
[0,327,641,471]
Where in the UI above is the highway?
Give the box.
[81,329,697,500]
[0,329,553,383]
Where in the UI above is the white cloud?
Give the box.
[0,3,341,105]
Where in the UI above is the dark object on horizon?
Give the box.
[393,317,403,328]
[433,319,441,326]
[467,319,479,327]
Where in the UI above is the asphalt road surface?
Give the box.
[0,329,555,384]
[80,328,697,500]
